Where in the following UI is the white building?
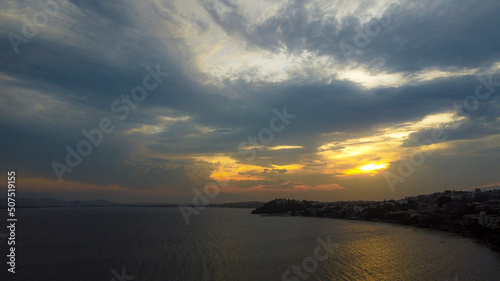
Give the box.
[478,212,500,229]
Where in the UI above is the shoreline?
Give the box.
[259,213,500,252]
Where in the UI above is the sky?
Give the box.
[1,0,499,203]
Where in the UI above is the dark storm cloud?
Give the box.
[366,0,500,72]
[224,73,489,149]
[402,109,500,148]
[383,138,500,195]
[0,0,188,187]
[66,0,137,27]
[0,0,499,201]
[202,0,500,71]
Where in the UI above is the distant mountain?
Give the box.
[480,185,500,191]
[0,197,117,208]
[208,201,264,208]
[0,196,263,209]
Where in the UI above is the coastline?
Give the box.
[250,196,500,252]
[258,213,500,252]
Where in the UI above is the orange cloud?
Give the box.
[16,177,184,197]
[293,183,345,191]
[317,112,462,177]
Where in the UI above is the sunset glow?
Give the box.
[358,164,388,172]
[1,0,499,203]
[3,1,500,279]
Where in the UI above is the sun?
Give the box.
[358,163,387,172]
[341,163,388,176]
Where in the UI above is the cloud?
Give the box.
[294,183,346,191]
[1,0,499,202]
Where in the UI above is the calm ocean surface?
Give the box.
[2,207,500,281]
